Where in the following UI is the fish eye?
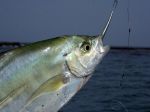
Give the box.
[85,45,90,51]
[81,42,91,52]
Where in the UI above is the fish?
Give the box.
[0,2,116,112]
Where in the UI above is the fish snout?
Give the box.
[99,45,110,55]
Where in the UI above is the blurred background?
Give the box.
[0,0,150,47]
[0,0,150,112]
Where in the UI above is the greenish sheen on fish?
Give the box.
[0,2,116,111]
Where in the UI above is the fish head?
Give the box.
[66,35,109,78]
[65,7,114,78]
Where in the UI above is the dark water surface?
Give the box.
[60,49,150,112]
[1,47,150,112]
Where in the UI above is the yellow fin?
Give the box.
[27,75,65,103]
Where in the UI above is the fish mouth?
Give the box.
[101,45,110,55]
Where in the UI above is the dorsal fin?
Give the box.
[0,42,26,56]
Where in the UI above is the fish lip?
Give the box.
[103,45,110,55]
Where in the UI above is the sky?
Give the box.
[0,0,150,47]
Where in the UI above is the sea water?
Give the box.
[60,49,150,112]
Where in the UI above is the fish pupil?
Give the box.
[85,45,90,51]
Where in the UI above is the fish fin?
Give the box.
[0,42,25,56]
[0,84,26,109]
[26,75,65,105]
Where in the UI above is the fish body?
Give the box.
[0,36,109,112]
[0,2,116,111]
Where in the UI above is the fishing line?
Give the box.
[111,100,129,112]
[127,0,131,47]
[113,0,118,9]
[120,0,131,88]
[111,0,131,111]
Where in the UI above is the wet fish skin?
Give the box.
[0,37,71,111]
[0,35,107,112]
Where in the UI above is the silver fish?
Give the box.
[0,2,116,112]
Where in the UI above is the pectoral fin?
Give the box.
[27,74,66,104]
